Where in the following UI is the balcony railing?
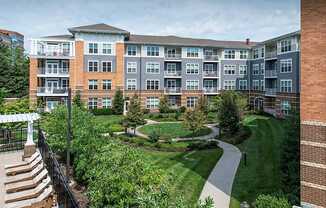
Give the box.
[164,53,182,60]
[37,87,68,95]
[203,87,218,93]
[164,87,182,94]
[265,88,277,96]
[203,55,219,61]
[37,50,71,57]
[203,70,218,77]
[265,69,277,78]
[265,51,277,59]
[164,71,182,77]
[38,68,69,76]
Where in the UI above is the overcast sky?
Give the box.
[0,0,300,50]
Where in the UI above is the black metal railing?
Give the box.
[38,130,80,208]
[0,128,27,152]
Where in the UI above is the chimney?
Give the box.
[246,38,250,45]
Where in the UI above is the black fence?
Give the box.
[38,130,80,208]
[0,128,27,152]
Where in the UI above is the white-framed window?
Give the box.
[224,65,236,75]
[187,97,198,108]
[204,64,214,73]
[280,39,292,53]
[127,45,137,56]
[260,80,265,91]
[167,63,177,74]
[253,80,260,90]
[280,79,292,93]
[186,48,199,58]
[146,46,160,56]
[186,63,199,74]
[186,80,199,90]
[253,64,260,75]
[102,80,112,90]
[102,97,112,109]
[239,80,247,90]
[62,79,69,88]
[88,80,98,90]
[281,100,291,115]
[146,80,160,90]
[88,43,98,54]
[88,98,98,109]
[88,61,99,72]
[146,97,159,109]
[102,61,112,72]
[239,65,247,75]
[260,63,265,75]
[224,50,235,59]
[203,80,214,89]
[126,79,137,90]
[224,80,236,90]
[102,43,112,54]
[261,48,265,58]
[146,62,160,74]
[253,49,259,59]
[240,50,248,59]
[280,59,292,73]
[127,62,137,73]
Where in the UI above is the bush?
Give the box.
[187,140,218,150]
[254,194,291,208]
[180,106,187,113]
[149,130,160,143]
[91,108,114,115]
[142,108,150,114]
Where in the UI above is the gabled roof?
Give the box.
[41,34,74,40]
[127,34,258,49]
[68,23,129,35]
[262,30,301,44]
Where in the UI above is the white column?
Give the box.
[26,120,35,146]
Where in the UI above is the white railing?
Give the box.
[38,68,69,76]
[265,69,277,78]
[265,88,277,96]
[203,87,218,93]
[265,51,277,59]
[164,87,182,94]
[37,50,71,57]
[30,40,74,57]
[164,71,182,77]
[37,87,68,95]
[203,70,218,77]
[164,53,182,60]
[204,55,219,61]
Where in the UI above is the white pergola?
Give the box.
[0,113,40,157]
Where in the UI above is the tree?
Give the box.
[216,91,240,134]
[72,90,83,108]
[182,109,206,139]
[197,96,209,117]
[0,87,7,107]
[112,88,124,114]
[124,94,145,133]
[255,194,291,208]
[159,95,170,113]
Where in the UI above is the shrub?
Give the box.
[142,108,150,114]
[91,108,114,115]
[159,95,170,113]
[187,140,218,150]
[175,110,182,121]
[254,194,291,208]
[149,130,160,143]
[112,89,124,115]
[180,106,187,113]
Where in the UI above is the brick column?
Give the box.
[301,1,326,207]
[29,58,38,106]
[70,40,84,97]
[115,42,125,90]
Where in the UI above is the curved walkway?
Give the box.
[130,119,242,208]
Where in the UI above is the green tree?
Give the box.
[255,194,291,208]
[73,90,83,108]
[159,95,170,113]
[124,94,145,133]
[0,87,7,107]
[182,109,206,139]
[197,96,209,117]
[112,89,124,114]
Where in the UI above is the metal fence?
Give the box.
[0,128,27,152]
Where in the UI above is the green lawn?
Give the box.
[229,115,285,208]
[141,148,223,205]
[94,115,124,132]
[138,122,212,139]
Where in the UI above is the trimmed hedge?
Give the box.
[91,108,114,115]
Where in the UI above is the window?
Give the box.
[224,80,236,90]
[88,61,98,72]
[127,45,137,56]
[102,98,112,108]
[146,46,160,56]
[224,50,235,59]
[260,63,265,75]
[280,39,292,53]
[239,65,247,75]
[127,79,137,90]
[240,50,248,59]
[88,98,98,109]
[204,64,214,73]
[204,49,213,56]
[102,61,112,72]
[88,80,98,90]
[146,62,160,74]
[62,79,69,88]
[281,100,291,115]
[88,43,98,54]
[186,80,199,90]
[239,80,247,90]
[253,80,260,90]
[280,80,292,93]
[102,43,112,54]
[186,48,199,58]
[253,64,260,75]
[146,97,159,109]
[203,80,214,89]
[224,65,236,75]
[186,63,199,74]
[146,80,160,90]
[280,59,292,73]
[166,48,178,58]
[127,62,137,73]
[187,97,198,108]
[261,48,265,58]
[102,80,112,90]
[260,80,265,91]
[167,63,177,74]
[253,49,259,59]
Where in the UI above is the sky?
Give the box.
[0,0,300,50]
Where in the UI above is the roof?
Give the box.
[0,29,23,37]
[262,30,301,44]
[127,34,258,49]
[68,23,129,35]
[0,113,40,123]
[41,34,74,40]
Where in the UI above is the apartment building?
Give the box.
[29,23,300,116]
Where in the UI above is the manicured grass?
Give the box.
[229,115,285,208]
[138,122,212,139]
[94,115,124,132]
[141,148,223,205]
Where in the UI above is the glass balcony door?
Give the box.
[167,80,176,89]
[47,62,59,74]
[46,80,59,92]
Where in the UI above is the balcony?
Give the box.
[265,69,277,78]
[37,87,68,96]
[203,87,218,94]
[203,55,219,62]
[164,87,182,94]
[203,70,219,77]
[265,88,277,97]
[164,71,182,77]
[164,53,182,61]
[30,40,74,58]
[265,51,277,60]
[37,68,69,77]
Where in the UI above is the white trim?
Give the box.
[145,79,160,90]
[280,58,293,73]
[186,80,200,90]
[126,62,137,73]
[301,181,326,191]
[302,120,326,127]
[280,79,292,93]
[301,140,326,148]
[301,161,326,169]
[87,60,99,72]
[126,79,137,90]
[186,63,200,74]
[101,61,112,72]
[223,64,236,75]
[84,41,116,56]
[145,62,160,74]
